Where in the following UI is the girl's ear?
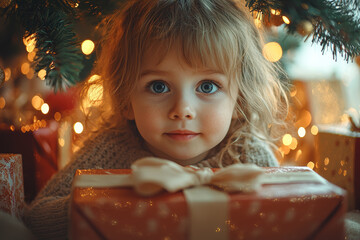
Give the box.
[123,104,135,120]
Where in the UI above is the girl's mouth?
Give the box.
[164,130,199,141]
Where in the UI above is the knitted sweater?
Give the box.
[23,126,278,240]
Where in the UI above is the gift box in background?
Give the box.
[314,124,360,210]
[0,121,59,202]
[70,167,346,240]
[0,154,24,219]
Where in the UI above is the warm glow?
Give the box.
[298,127,306,138]
[38,69,47,80]
[26,44,35,53]
[262,42,283,62]
[324,157,329,166]
[27,51,36,62]
[54,112,62,121]
[290,88,297,97]
[282,134,292,146]
[32,95,44,110]
[58,138,65,147]
[0,97,5,109]
[82,75,103,114]
[41,103,50,114]
[311,125,319,135]
[270,9,281,15]
[26,69,34,79]
[295,110,312,128]
[254,18,262,28]
[289,137,298,150]
[23,34,35,46]
[21,62,30,75]
[88,74,101,83]
[279,145,291,156]
[282,16,290,24]
[81,39,95,55]
[307,161,315,169]
[88,84,103,103]
[73,122,84,134]
[23,34,36,53]
[295,150,302,161]
[4,68,11,81]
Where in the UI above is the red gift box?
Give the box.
[69,165,346,240]
[0,154,24,219]
[0,121,59,202]
[314,124,360,210]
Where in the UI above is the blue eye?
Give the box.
[149,81,169,93]
[197,81,219,94]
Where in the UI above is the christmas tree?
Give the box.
[0,0,359,91]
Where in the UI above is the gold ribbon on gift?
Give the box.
[74,157,326,240]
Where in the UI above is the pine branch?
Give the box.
[245,0,360,61]
[30,8,84,91]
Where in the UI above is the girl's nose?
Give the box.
[168,97,196,120]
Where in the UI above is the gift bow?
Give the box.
[347,108,360,132]
[131,157,265,196]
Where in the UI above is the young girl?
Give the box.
[24,0,288,238]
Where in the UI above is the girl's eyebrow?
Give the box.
[140,69,168,77]
[141,69,224,77]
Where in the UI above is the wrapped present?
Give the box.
[314,124,360,210]
[0,120,59,202]
[70,158,346,240]
[0,154,24,219]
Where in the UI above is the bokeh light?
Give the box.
[263,42,283,62]
[81,40,95,55]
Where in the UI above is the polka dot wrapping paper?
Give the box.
[0,154,24,219]
[315,124,360,210]
[69,167,346,240]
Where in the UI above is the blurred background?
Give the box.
[0,0,359,208]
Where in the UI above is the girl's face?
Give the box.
[128,47,237,165]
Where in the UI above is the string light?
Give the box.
[19,119,47,133]
[54,112,62,121]
[38,69,47,80]
[23,34,36,53]
[289,137,298,150]
[81,40,95,55]
[32,95,44,110]
[311,125,318,135]
[21,62,30,75]
[73,122,84,134]
[282,134,292,146]
[307,161,315,169]
[262,42,283,62]
[41,103,50,114]
[298,127,306,138]
[28,51,36,62]
[282,16,290,24]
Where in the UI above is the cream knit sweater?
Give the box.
[23,126,278,240]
